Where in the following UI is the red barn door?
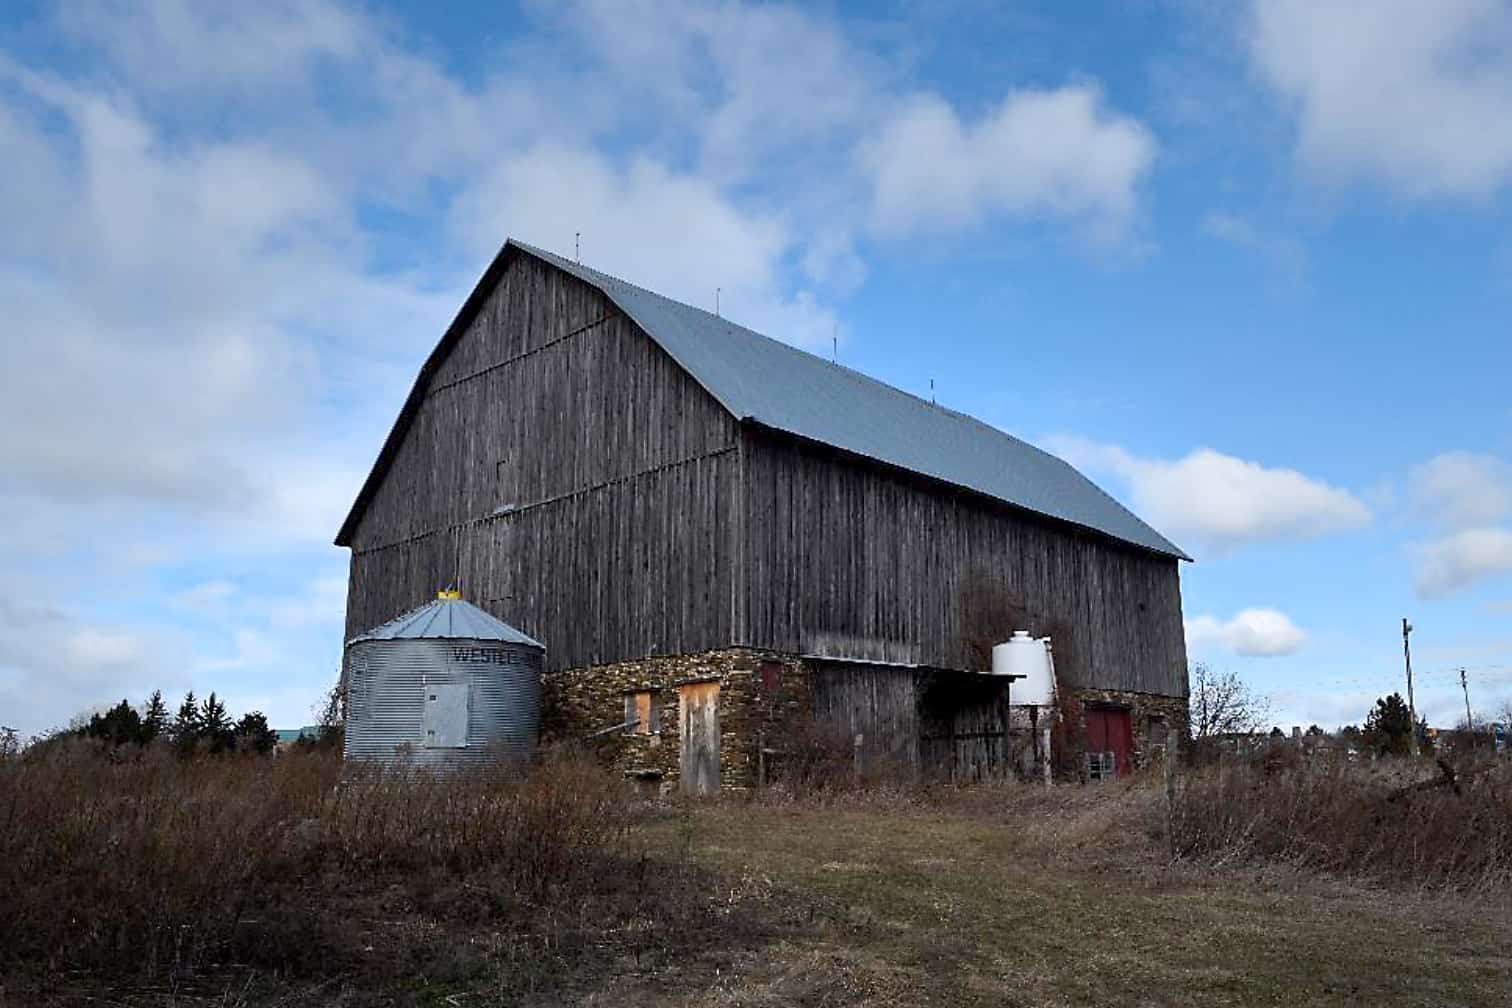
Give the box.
[1084,706,1133,779]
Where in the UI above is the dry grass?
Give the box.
[1168,750,1512,890]
[0,741,770,1005]
[644,779,1512,1007]
[7,743,1512,1006]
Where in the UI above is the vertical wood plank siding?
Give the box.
[345,254,740,670]
[810,663,920,767]
[741,432,1188,696]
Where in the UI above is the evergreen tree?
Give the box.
[234,711,278,755]
[83,699,143,747]
[200,692,234,753]
[1364,693,1416,756]
[141,690,169,743]
[173,691,202,754]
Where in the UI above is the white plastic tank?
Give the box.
[991,630,1056,706]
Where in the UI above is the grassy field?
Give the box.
[7,749,1512,1006]
[629,797,1512,1007]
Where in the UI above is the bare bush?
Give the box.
[1189,663,1270,740]
[1168,751,1512,891]
[759,717,921,802]
[0,741,629,984]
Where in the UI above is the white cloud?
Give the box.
[1187,609,1307,657]
[450,144,839,349]
[1248,0,1512,199]
[554,0,878,185]
[1050,437,1370,555]
[52,0,369,97]
[0,597,186,736]
[1413,527,1512,597]
[1409,451,1512,530]
[864,85,1156,240]
[1405,452,1512,597]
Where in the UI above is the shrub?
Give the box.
[0,741,628,983]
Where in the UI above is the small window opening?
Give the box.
[624,690,659,735]
[1086,751,1116,781]
[758,660,783,692]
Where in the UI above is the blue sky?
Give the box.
[3,0,1511,736]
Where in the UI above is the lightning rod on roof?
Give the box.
[930,378,935,404]
[715,287,721,317]
[574,232,581,264]
[832,323,838,364]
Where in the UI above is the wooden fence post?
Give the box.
[1165,726,1179,860]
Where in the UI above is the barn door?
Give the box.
[1084,706,1132,779]
[677,681,720,795]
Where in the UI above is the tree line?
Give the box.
[1191,663,1438,757]
[75,690,281,756]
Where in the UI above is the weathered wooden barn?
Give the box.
[336,239,1190,791]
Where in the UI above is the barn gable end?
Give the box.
[343,249,743,667]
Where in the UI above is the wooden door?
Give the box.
[1084,706,1133,779]
[677,681,721,795]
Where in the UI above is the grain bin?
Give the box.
[343,591,544,771]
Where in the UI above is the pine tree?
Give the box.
[83,699,143,747]
[141,690,169,744]
[173,691,202,754]
[1364,693,1415,756]
[200,693,234,753]
[234,711,278,755]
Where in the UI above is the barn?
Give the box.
[335,239,1190,791]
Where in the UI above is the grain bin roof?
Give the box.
[335,239,1188,560]
[348,596,544,648]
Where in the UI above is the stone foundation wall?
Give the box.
[541,648,813,791]
[1057,687,1190,778]
[543,650,1188,789]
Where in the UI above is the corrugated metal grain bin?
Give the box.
[343,591,544,771]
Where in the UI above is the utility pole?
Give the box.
[1402,618,1419,755]
[1460,667,1474,737]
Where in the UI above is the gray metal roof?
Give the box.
[349,596,545,647]
[512,241,1188,560]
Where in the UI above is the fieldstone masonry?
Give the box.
[1061,687,1190,776]
[541,648,813,791]
[543,650,1189,789]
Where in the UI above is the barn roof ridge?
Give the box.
[335,238,1188,561]
[508,240,1188,561]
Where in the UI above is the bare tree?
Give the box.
[1189,662,1270,739]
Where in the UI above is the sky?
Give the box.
[2,0,1511,737]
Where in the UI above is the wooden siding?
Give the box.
[741,431,1188,696]
[810,662,920,768]
[343,250,1187,698]
[345,252,741,670]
